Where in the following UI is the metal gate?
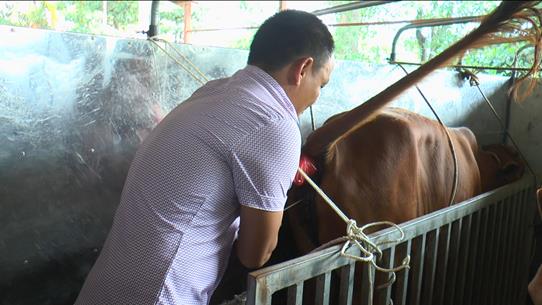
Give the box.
[246,176,536,305]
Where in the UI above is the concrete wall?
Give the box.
[0,25,540,305]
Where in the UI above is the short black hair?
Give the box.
[248,10,334,72]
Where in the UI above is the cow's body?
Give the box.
[281,107,524,305]
[294,108,481,249]
[287,107,523,255]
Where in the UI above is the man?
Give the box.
[75,9,334,305]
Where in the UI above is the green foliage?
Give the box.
[159,3,185,42]
[0,1,537,74]
[107,1,138,30]
[0,1,50,29]
[56,1,103,34]
[324,1,536,76]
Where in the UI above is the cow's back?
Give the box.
[313,108,482,245]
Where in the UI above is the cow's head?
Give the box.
[478,144,525,192]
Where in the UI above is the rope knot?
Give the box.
[457,68,480,86]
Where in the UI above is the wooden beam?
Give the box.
[183,1,192,43]
[279,0,287,11]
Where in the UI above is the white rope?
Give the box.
[219,292,246,305]
[296,168,410,275]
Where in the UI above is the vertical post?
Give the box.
[279,1,287,11]
[103,1,108,27]
[184,1,192,43]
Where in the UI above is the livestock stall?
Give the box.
[1,2,541,305]
[246,177,537,305]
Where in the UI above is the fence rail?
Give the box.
[247,176,536,305]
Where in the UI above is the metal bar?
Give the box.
[454,213,473,305]
[315,272,331,305]
[518,189,536,304]
[248,247,354,294]
[186,15,485,33]
[434,224,452,305]
[339,262,355,305]
[246,177,533,304]
[147,0,160,38]
[311,1,396,16]
[375,247,395,305]
[502,192,522,303]
[421,229,439,305]
[326,14,486,28]
[481,204,498,302]
[501,195,516,304]
[463,210,482,305]
[360,262,375,305]
[368,177,532,246]
[408,234,426,305]
[393,240,411,305]
[487,201,506,305]
[444,218,462,305]
[510,190,528,302]
[495,197,514,305]
[389,15,481,62]
[471,206,490,305]
[246,274,271,305]
[287,282,304,305]
[388,61,537,72]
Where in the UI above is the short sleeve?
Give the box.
[230,119,301,211]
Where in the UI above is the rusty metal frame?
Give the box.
[311,1,396,17]
[387,14,537,72]
[246,176,536,305]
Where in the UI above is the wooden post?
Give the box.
[279,0,287,11]
[183,1,192,43]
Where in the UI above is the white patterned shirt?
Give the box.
[74,65,301,305]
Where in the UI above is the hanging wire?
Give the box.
[396,63,459,206]
[459,70,538,187]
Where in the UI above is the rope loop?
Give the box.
[341,219,411,274]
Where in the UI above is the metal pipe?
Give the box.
[147,0,159,38]
[390,61,536,72]
[389,15,482,63]
[311,1,396,16]
[185,14,503,34]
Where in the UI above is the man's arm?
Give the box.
[236,205,283,269]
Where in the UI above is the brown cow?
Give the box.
[286,107,525,254]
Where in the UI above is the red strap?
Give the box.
[293,154,317,186]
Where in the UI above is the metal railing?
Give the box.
[247,176,536,305]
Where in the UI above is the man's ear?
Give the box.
[289,57,314,86]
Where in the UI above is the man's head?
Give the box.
[248,10,335,115]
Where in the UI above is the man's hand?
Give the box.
[530,264,542,305]
[236,205,283,269]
